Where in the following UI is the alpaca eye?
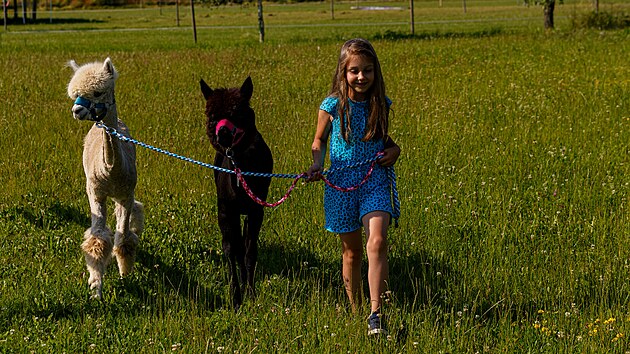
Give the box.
[94,92,103,98]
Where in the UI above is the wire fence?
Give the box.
[5,0,612,32]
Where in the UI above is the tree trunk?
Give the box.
[176,0,179,26]
[32,0,37,22]
[544,0,554,29]
[190,0,197,43]
[257,0,264,43]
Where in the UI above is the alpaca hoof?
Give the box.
[114,232,139,276]
[130,201,145,236]
[82,228,113,300]
[89,285,103,300]
[115,257,133,277]
[87,273,104,300]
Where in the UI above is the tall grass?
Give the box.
[0,2,628,352]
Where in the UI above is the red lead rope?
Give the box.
[234,152,384,208]
[234,170,307,208]
[321,152,383,192]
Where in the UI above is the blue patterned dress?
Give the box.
[320,96,393,233]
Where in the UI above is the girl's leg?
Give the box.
[340,229,363,312]
[362,211,390,313]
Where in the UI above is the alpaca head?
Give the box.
[200,76,256,153]
[67,58,118,121]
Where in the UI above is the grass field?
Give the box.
[1,0,629,352]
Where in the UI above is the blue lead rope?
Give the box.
[95,121,400,226]
[386,165,401,227]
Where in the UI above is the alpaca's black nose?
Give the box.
[72,105,89,120]
[217,126,234,147]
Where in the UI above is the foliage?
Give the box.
[20,0,320,10]
[374,27,503,40]
[522,0,564,7]
[571,10,630,30]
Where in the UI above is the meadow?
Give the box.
[0,0,629,352]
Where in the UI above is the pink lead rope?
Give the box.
[234,169,306,208]
[233,151,384,208]
[321,151,384,192]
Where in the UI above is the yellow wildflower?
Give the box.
[533,321,541,329]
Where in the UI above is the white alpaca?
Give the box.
[67,58,144,299]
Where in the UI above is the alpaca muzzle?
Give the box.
[215,119,245,148]
[73,96,109,121]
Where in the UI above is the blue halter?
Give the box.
[74,96,110,121]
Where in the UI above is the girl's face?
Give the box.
[345,54,374,101]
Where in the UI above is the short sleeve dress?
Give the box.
[319,96,394,233]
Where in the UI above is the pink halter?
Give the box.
[215,119,245,147]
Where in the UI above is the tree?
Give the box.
[31,0,37,21]
[524,0,560,30]
[542,0,554,29]
[257,0,264,42]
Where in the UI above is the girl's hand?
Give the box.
[378,145,400,167]
[305,163,324,182]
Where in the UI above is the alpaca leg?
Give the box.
[83,193,112,299]
[129,200,145,237]
[113,199,139,277]
[218,207,244,310]
[87,191,108,231]
[223,237,244,311]
[243,211,263,299]
[82,227,113,300]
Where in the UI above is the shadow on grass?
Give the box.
[256,239,458,312]
[2,17,104,25]
[258,241,335,278]
[135,248,226,311]
[389,250,454,310]
[0,251,225,331]
[372,28,504,41]
[1,199,89,230]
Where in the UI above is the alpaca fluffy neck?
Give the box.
[99,102,121,169]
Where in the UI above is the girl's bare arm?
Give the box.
[306,109,332,181]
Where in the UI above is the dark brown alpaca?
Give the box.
[200,76,273,310]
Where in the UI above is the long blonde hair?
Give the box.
[330,38,388,142]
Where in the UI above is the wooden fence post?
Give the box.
[331,0,334,20]
[190,0,197,43]
[410,0,414,34]
[257,0,264,42]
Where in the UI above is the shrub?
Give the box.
[571,10,630,30]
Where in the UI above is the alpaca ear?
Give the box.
[68,60,80,72]
[240,76,253,102]
[103,58,115,75]
[200,79,213,100]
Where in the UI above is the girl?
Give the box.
[306,38,400,336]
